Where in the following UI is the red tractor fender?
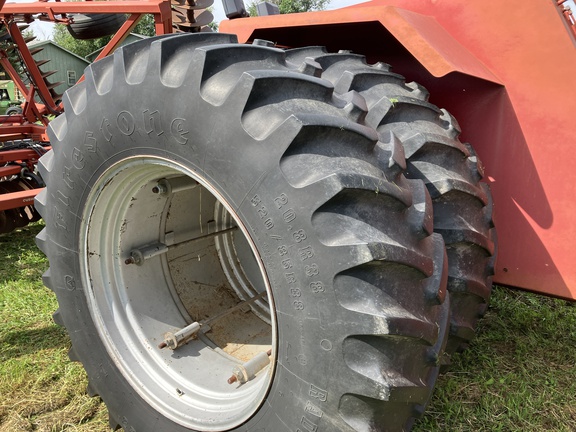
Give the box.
[223,4,501,84]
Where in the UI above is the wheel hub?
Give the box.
[80,156,277,431]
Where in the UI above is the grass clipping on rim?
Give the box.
[1,222,576,431]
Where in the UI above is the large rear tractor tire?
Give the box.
[286,48,497,354]
[36,34,450,431]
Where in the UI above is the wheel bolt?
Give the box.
[227,350,272,385]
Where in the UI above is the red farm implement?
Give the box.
[0,0,193,234]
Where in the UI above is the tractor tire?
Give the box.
[67,13,127,40]
[285,48,497,354]
[36,34,450,432]
[5,105,22,115]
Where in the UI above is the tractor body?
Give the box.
[0,80,23,114]
[0,1,574,430]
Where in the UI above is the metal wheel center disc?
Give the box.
[80,156,277,431]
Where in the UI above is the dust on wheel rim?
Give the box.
[79,156,277,431]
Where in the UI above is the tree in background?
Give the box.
[52,24,110,59]
[133,14,157,37]
[248,0,330,16]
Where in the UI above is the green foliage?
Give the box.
[22,29,35,42]
[248,0,330,16]
[133,14,156,37]
[207,7,219,31]
[52,23,111,59]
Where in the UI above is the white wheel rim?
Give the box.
[80,156,277,431]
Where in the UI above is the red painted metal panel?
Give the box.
[0,124,49,142]
[222,0,576,300]
[0,149,40,163]
[0,147,42,211]
[225,5,500,81]
[0,165,21,178]
[0,188,40,211]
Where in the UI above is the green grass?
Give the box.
[0,223,108,432]
[414,288,576,431]
[1,223,575,431]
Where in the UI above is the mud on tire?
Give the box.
[36,34,450,431]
